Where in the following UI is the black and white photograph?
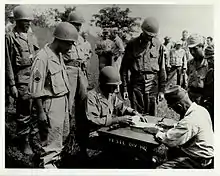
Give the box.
[4,3,215,170]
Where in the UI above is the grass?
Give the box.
[6,25,179,168]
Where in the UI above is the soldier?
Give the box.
[144,85,213,169]
[67,10,89,80]
[110,27,125,73]
[95,28,115,71]
[5,5,39,154]
[201,46,214,128]
[181,30,192,61]
[206,36,214,48]
[87,66,140,132]
[81,31,92,76]
[167,41,187,86]
[163,36,174,74]
[120,17,167,116]
[29,22,78,168]
[5,11,15,33]
[186,34,208,105]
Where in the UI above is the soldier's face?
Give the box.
[58,40,73,54]
[142,32,153,43]
[182,31,188,39]
[17,20,31,32]
[189,45,204,60]
[207,38,212,46]
[72,22,82,32]
[105,84,118,94]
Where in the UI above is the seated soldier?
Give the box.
[87,66,140,133]
[144,85,214,169]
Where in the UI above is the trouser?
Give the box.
[40,95,69,168]
[64,66,88,157]
[156,148,213,169]
[5,85,14,113]
[16,84,32,136]
[66,66,88,127]
[113,55,122,74]
[129,74,158,115]
[168,66,182,86]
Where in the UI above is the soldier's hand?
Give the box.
[118,115,134,125]
[11,85,18,98]
[157,92,164,103]
[123,92,129,100]
[167,67,171,73]
[39,111,49,128]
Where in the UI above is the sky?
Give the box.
[30,4,213,41]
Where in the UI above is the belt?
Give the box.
[65,60,82,67]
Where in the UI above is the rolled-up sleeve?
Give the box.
[158,44,167,93]
[120,43,132,93]
[29,58,46,98]
[155,120,199,147]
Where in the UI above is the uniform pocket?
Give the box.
[48,60,67,95]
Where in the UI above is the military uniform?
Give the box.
[167,48,187,86]
[120,35,167,115]
[30,44,70,168]
[187,58,208,104]
[112,35,125,73]
[95,38,115,70]
[5,27,39,137]
[87,86,135,132]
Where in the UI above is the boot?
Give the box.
[21,135,33,155]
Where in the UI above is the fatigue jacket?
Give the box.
[30,44,69,98]
[156,103,214,159]
[120,34,167,93]
[5,27,39,86]
[167,48,187,69]
[87,86,134,130]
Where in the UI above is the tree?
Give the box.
[91,5,141,35]
[56,6,76,22]
[5,4,19,21]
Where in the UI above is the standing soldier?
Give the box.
[201,46,214,128]
[66,10,88,80]
[163,36,174,74]
[95,28,115,71]
[186,34,208,105]
[110,27,125,73]
[120,17,167,116]
[5,5,39,154]
[167,41,187,86]
[81,31,92,77]
[29,22,78,168]
[5,11,15,33]
[181,30,191,61]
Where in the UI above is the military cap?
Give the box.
[187,34,205,48]
[175,40,182,45]
[165,85,187,103]
[205,46,214,59]
[164,36,171,40]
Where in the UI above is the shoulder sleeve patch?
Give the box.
[33,69,41,83]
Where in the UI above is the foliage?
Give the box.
[5,4,19,21]
[91,5,141,35]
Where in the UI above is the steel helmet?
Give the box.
[13,5,34,21]
[67,10,85,24]
[8,11,14,18]
[141,17,159,37]
[53,22,78,42]
[187,34,205,48]
[99,66,122,85]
